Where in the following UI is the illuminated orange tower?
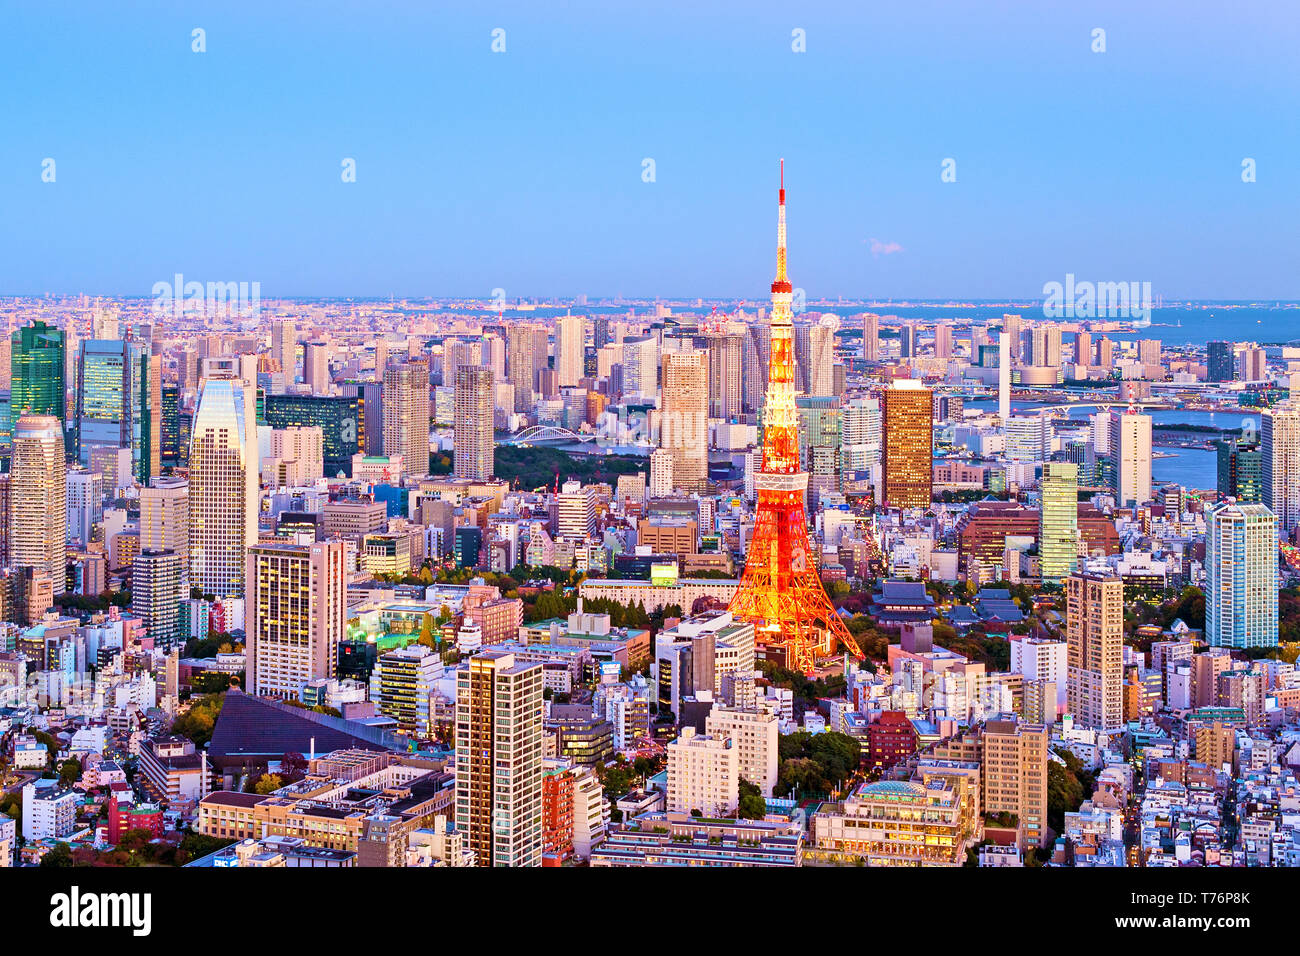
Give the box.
[728,162,863,674]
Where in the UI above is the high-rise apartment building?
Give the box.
[1066,572,1124,731]
[1039,462,1079,581]
[9,416,68,596]
[556,480,596,540]
[133,549,185,648]
[862,313,879,363]
[382,361,430,480]
[666,726,738,817]
[188,378,259,599]
[245,538,348,698]
[455,650,544,867]
[880,379,932,509]
[555,315,586,388]
[1204,501,1278,650]
[704,706,778,797]
[271,318,297,382]
[1262,400,1300,533]
[704,331,744,420]
[659,351,708,493]
[453,366,494,481]
[507,323,548,412]
[140,477,189,555]
[1111,408,1152,508]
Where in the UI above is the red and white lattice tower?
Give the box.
[727,162,864,674]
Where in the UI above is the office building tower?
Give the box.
[881,379,932,509]
[1040,462,1079,582]
[160,384,181,467]
[1216,438,1262,503]
[862,313,880,363]
[10,322,66,420]
[263,393,363,477]
[382,361,430,480]
[1066,572,1124,732]
[9,416,67,595]
[1206,340,1235,383]
[704,331,744,420]
[555,315,586,388]
[1204,501,1278,650]
[453,366,494,481]
[796,395,842,500]
[246,538,348,698]
[1111,408,1152,508]
[840,396,882,488]
[659,351,709,493]
[76,339,146,474]
[133,549,185,648]
[188,378,259,598]
[1263,400,1300,533]
[455,650,544,867]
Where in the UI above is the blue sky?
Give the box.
[1,0,1296,300]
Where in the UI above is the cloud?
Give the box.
[866,238,904,257]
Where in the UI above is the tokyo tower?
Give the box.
[728,162,864,674]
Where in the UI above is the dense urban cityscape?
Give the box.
[0,167,1297,878]
[3,6,1297,940]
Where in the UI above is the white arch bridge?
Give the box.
[501,426,597,446]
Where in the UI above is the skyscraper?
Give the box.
[1204,501,1278,650]
[881,379,932,509]
[75,339,143,474]
[898,322,916,360]
[10,322,66,421]
[997,331,1011,422]
[704,331,744,420]
[1066,571,1124,731]
[271,318,297,382]
[1111,408,1152,508]
[140,477,189,556]
[840,396,882,490]
[1262,400,1300,533]
[806,317,836,396]
[453,366,494,481]
[1039,462,1079,582]
[555,315,586,388]
[303,341,331,395]
[455,650,544,867]
[188,378,259,598]
[246,538,348,698]
[382,361,430,480]
[9,415,68,596]
[741,320,770,414]
[659,351,709,493]
[862,313,880,363]
[507,323,548,412]
[1216,438,1262,503]
[933,322,952,361]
